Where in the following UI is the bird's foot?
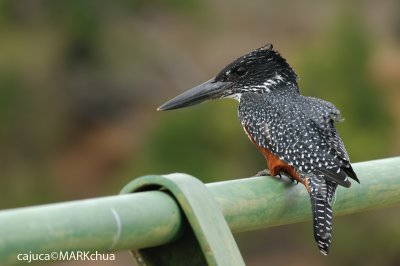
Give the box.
[288,176,299,184]
[282,172,301,184]
[255,170,298,185]
[283,173,304,185]
[255,169,285,180]
[255,169,271,177]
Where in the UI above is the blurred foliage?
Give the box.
[298,10,393,161]
[129,8,394,182]
[129,103,262,183]
[0,1,398,265]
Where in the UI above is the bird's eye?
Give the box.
[235,66,247,76]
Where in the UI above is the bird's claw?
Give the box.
[255,169,271,177]
[255,170,284,180]
[255,170,299,185]
[288,176,299,184]
[278,172,300,184]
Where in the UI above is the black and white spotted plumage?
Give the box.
[158,44,359,255]
[307,174,337,255]
[231,46,359,255]
[238,86,357,188]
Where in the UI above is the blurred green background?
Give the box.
[0,0,399,265]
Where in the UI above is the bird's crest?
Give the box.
[258,43,273,51]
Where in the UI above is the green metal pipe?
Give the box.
[0,192,183,265]
[208,157,400,232]
[0,157,399,264]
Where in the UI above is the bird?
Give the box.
[157,44,359,255]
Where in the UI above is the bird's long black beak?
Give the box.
[157,78,232,111]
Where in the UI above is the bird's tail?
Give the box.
[307,174,338,255]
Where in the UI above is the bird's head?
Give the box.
[158,44,298,111]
